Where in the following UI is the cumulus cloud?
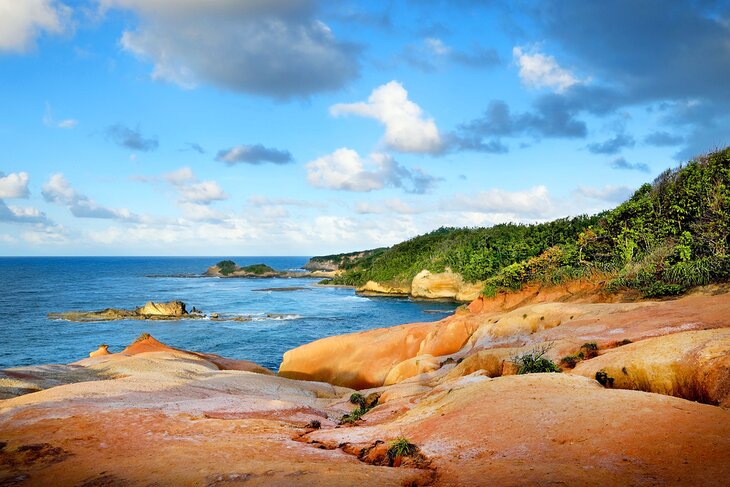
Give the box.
[215,144,293,165]
[163,167,228,205]
[454,96,586,151]
[0,172,30,199]
[102,0,359,98]
[525,0,730,158]
[42,173,138,219]
[330,81,443,154]
[0,0,72,53]
[306,148,438,194]
[0,200,48,224]
[575,185,633,203]
[512,46,581,93]
[106,124,159,151]
[586,133,635,154]
[610,157,650,173]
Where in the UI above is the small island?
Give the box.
[204,260,337,279]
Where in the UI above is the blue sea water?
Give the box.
[0,257,458,371]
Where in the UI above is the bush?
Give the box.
[216,260,237,275]
[387,437,417,460]
[513,345,561,374]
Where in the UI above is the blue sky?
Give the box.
[1,0,728,256]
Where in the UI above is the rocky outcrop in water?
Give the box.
[48,300,203,322]
[205,260,336,279]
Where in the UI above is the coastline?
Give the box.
[2,282,729,485]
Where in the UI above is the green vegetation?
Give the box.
[216,259,237,276]
[306,419,321,429]
[560,342,600,369]
[240,263,275,275]
[595,370,615,387]
[320,147,730,298]
[340,392,380,425]
[215,261,276,275]
[513,345,561,374]
[387,437,417,460]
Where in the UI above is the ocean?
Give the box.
[0,257,458,371]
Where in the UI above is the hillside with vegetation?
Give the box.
[324,147,730,298]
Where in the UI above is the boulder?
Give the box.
[136,300,187,317]
[571,328,730,406]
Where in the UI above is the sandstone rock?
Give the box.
[279,315,478,389]
[88,345,110,358]
[356,280,410,295]
[136,300,187,316]
[571,328,730,406]
[410,269,483,301]
[383,354,441,385]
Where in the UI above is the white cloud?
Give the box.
[355,198,421,215]
[177,180,227,204]
[42,103,77,128]
[101,0,358,98]
[0,0,72,53]
[575,185,633,203]
[0,172,30,198]
[512,46,580,93]
[163,167,195,185]
[306,148,438,193]
[330,81,443,154]
[162,167,227,205]
[0,199,48,223]
[42,173,137,220]
[442,185,555,219]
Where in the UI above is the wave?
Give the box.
[342,295,371,302]
[252,313,303,321]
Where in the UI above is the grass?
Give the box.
[340,392,380,425]
[387,437,417,460]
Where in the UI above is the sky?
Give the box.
[1,0,729,256]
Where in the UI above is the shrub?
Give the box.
[349,392,365,407]
[560,353,583,368]
[513,345,561,374]
[306,420,321,429]
[580,342,599,359]
[216,260,237,276]
[387,437,417,460]
[595,370,615,387]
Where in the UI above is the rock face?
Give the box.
[356,280,410,296]
[2,335,729,486]
[410,269,483,301]
[279,315,479,389]
[572,328,730,407]
[280,289,730,392]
